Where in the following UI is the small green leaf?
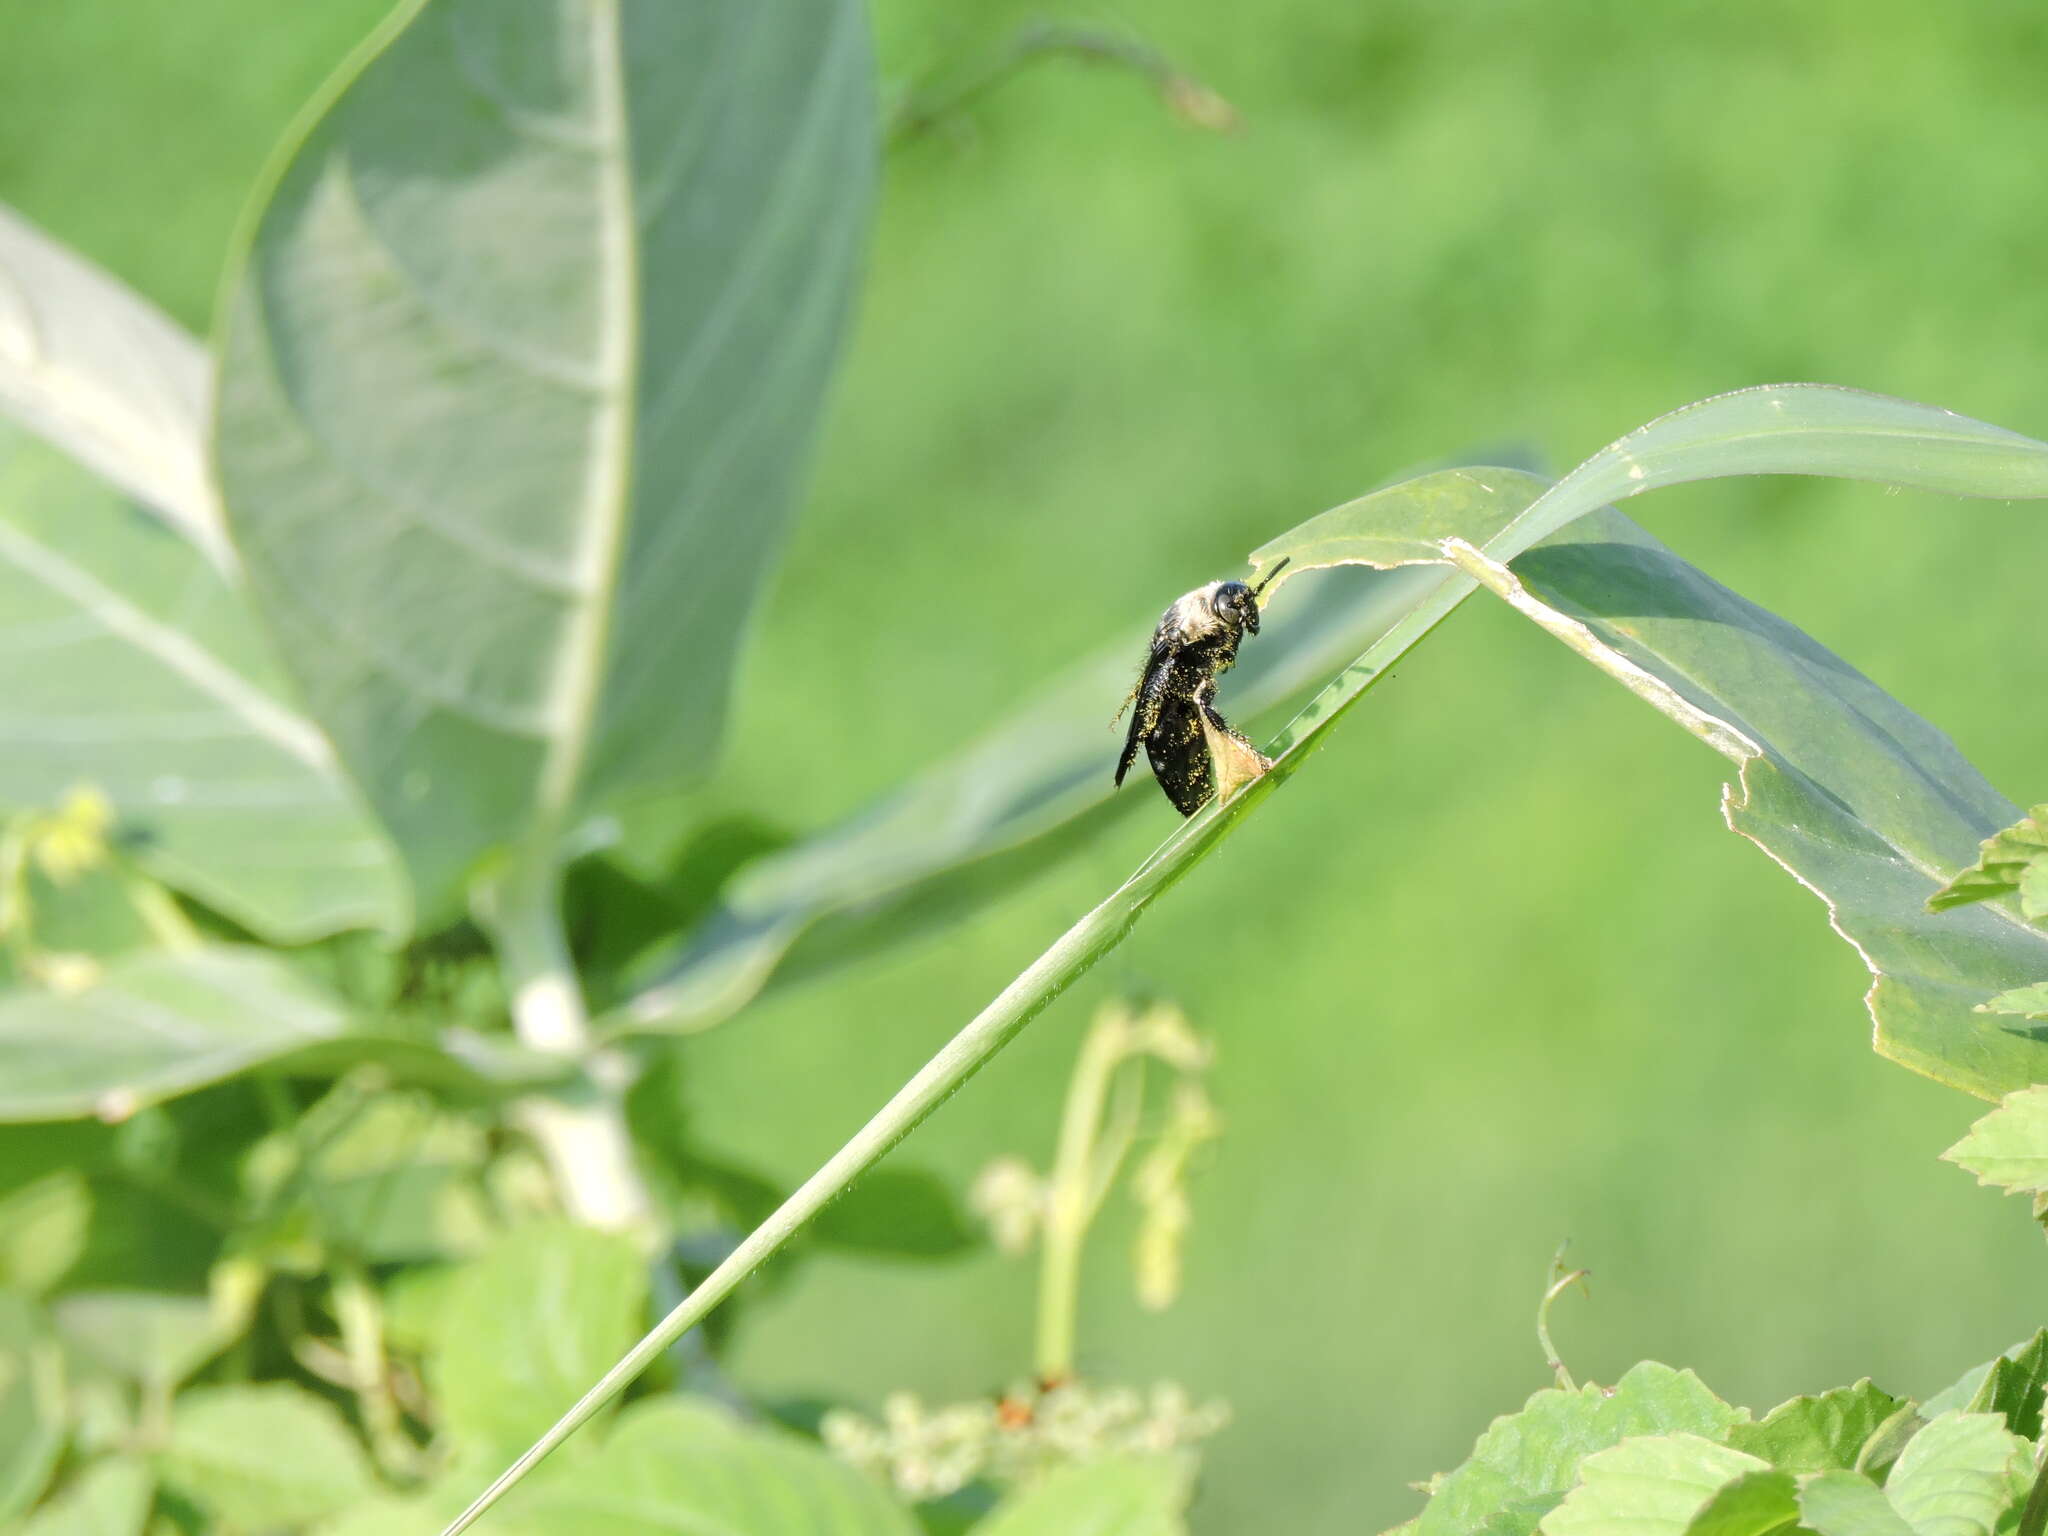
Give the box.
[1929,809,2048,921]
[1410,1364,1748,1536]
[519,1397,918,1536]
[1728,1382,1908,1473]
[1541,1435,1767,1536]
[1800,1471,1919,1536]
[0,946,357,1122]
[973,1453,1189,1536]
[1943,1088,2048,1195]
[0,1293,65,1520]
[1682,1470,1800,1536]
[158,1384,374,1530]
[0,1169,91,1294]
[1978,985,2048,1020]
[20,1457,154,1536]
[52,1291,232,1396]
[433,1222,647,1456]
[1961,1330,2048,1440]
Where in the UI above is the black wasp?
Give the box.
[1115,558,1289,815]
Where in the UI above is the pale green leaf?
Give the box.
[19,1457,154,1536]
[1410,1363,1748,1536]
[1881,1411,2028,1536]
[1928,808,2048,920]
[433,1222,647,1456]
[0,1293,65,1521]
[0,1169,90,1294]
[1728,1382,1908,1473]
[1541,1435,1768,1536]
[1799,1472,1919,1536]
[216,0,877,918]
[515,1397,918,1536]
[52,1291,232,1394]
[0,946,356,1122]
[1943,1088,2048,1194]
[0,422,404,939]
[158,1384,375,1530]
[1961,1329,2048,1440]
[1681,1470,1800,1536]
[0,203,220,560]
[974,1454,1189,1536]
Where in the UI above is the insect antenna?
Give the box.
[1250,555,1292,600]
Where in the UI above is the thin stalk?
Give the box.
[487,846,651,1235]
[1035,1013,1134,1383]
[437,576,1472,1536]
[331,1261,417,1480]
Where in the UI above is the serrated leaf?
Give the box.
[1929,809,2048,921]
[1978,985,2048,1020]
[974,1453,1189,1536]
[19,1457,153,1536]
[0,422,404,939]
[1882,1412,2028,1536]
[1410,1363,1748,1536]
[158,1384,374,1530]
[0,203,219,559]
[433,1222,646,1456]
[519,1397,918,1536]
[216,0,877,919]
[0,1293,65,1521]
[1927,1336,2048,1437]
[1682,1470,1800,1536]
[0,946,357,1122]
[1944,1089,2048,1194]
[1729,1382,1908,1474]
[52,1291,232,1395]
[1800,1472,1920,1536]
[1541,1435,1768,1536]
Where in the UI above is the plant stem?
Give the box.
[438,572,1469,1536]
[332,1261,417,1480]
[487,847,651,1235]
[1035,1011,1133,1382]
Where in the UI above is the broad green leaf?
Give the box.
[1682,1470,1801,1536]
[1882,1412,2028,1536]
[0,946,356,1122]
[1929,809,2048,921]
[1245,388,2048,1100]
[0,1294,65,1521]
[0,204,220,561]
[1729,1382,1908,1474]
[158,1384,375,1530]
[215,0,877,918]
[434,1222,646,1456]
[516,1397,917,1536]
[974,1454,1189,1536]
[621,564,1444,1033]
[1943,1088,2048,1194]
[52,1291,232,1395]
[0,423,404,939]
[1979,985,2048,1020]
[1800,1472,1919,1536]
[1541,1435,1768,1536]
[1410,1363,1747,1536]
[19,1457,154,1536]
[0,1170,90,1294]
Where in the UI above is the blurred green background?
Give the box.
[7,1,2048,1530]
